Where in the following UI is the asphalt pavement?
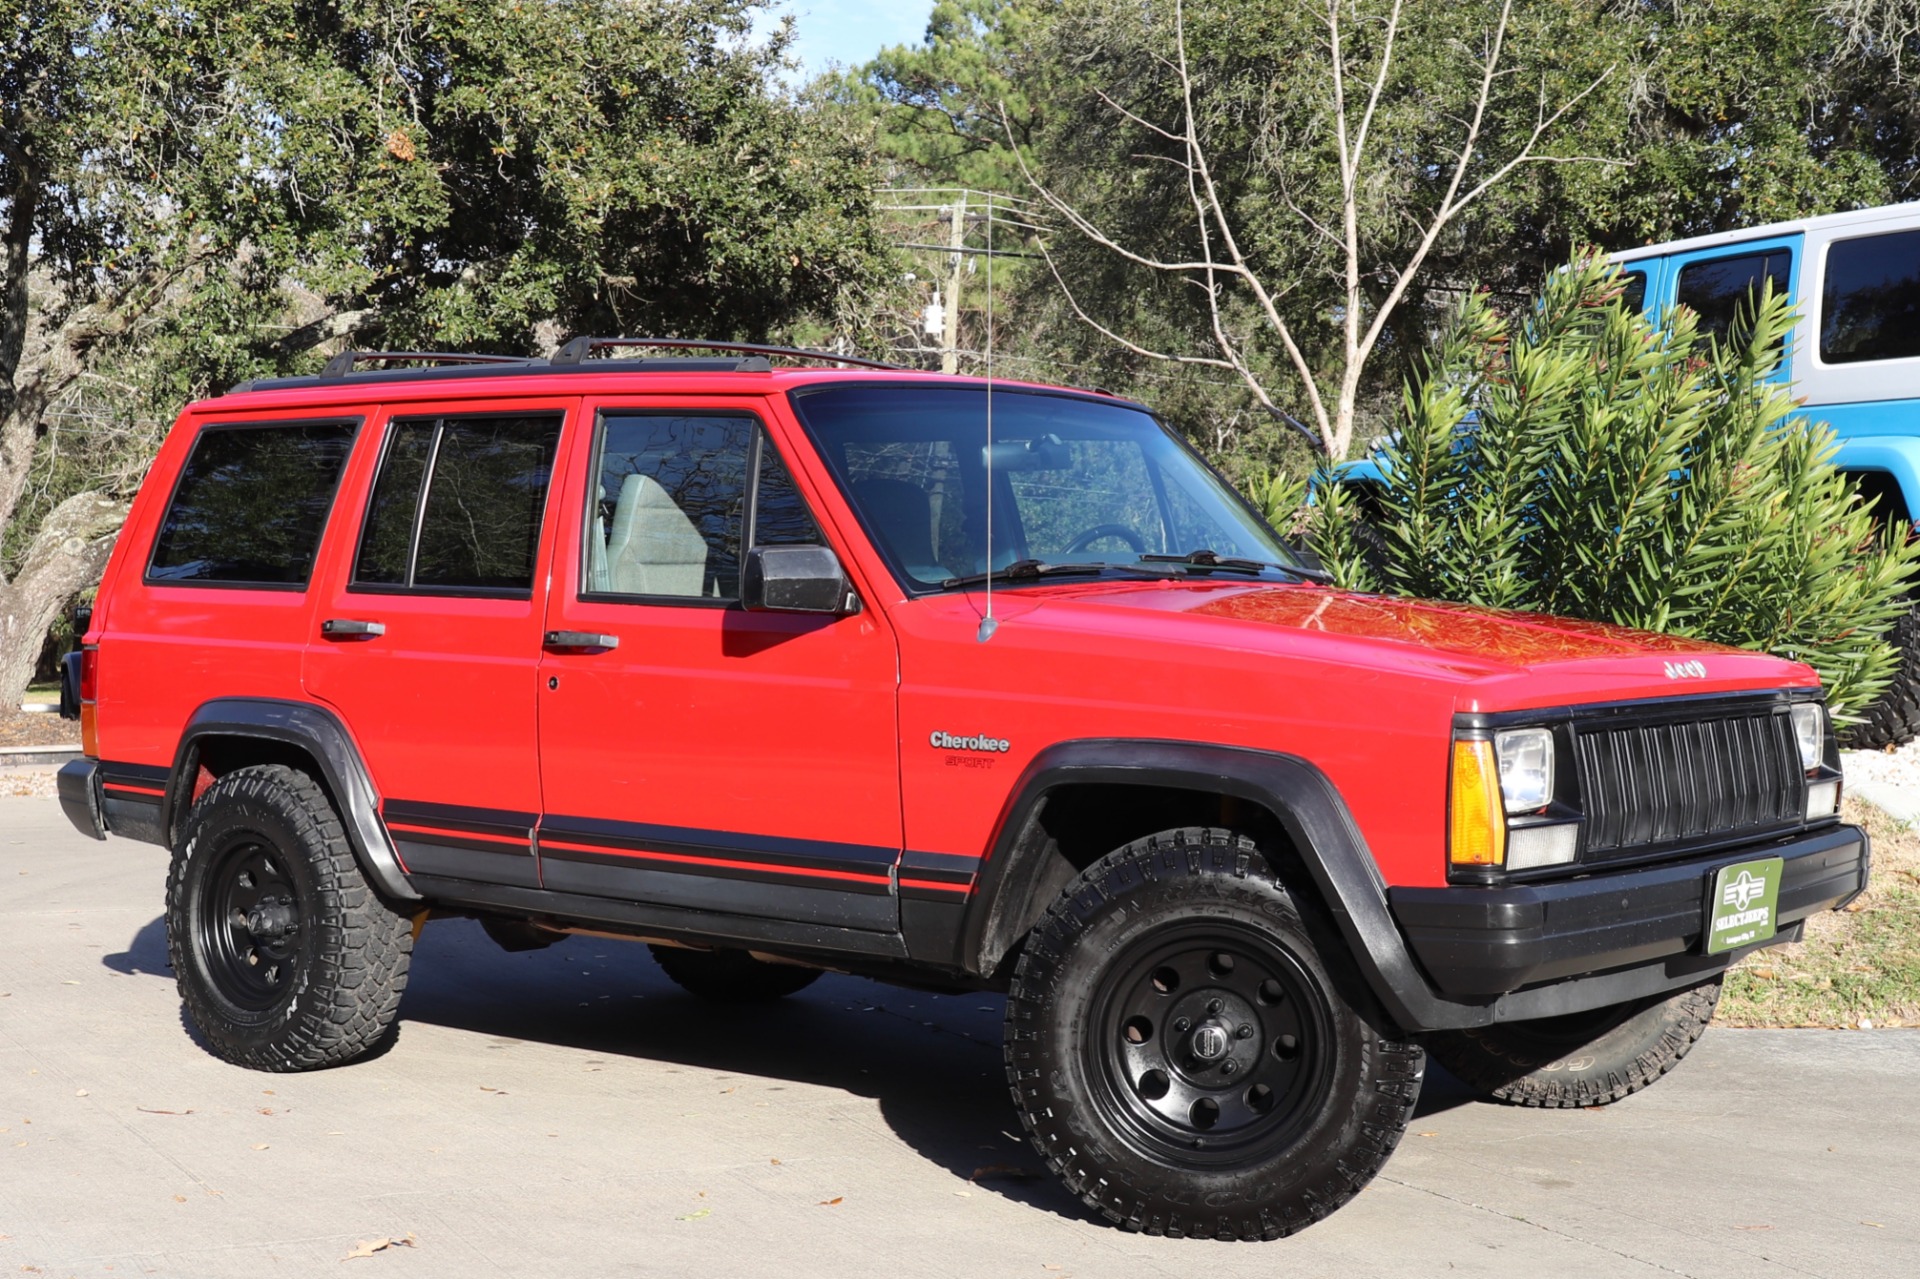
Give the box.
[1,792,1915,1278]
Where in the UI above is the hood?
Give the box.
[996,579,1813,700]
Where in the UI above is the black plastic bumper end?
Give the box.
[56,758,107,842]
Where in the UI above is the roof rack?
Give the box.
[549,337,905,371]
[319,350,531,380]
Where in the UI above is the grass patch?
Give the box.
[1719,796,1920,1029]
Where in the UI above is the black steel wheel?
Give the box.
[195,838,304,1013]
[1089,921,1336,1166]
[1006,827,1425,1240]
[167,765,412,1071]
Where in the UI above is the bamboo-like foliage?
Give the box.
[1279,252,1920,718]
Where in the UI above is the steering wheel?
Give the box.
[1063,523,1148,555]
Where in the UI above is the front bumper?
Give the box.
[1390,823,1868,1000]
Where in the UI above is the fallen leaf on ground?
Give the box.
[676,1209,710,1222]
[970,1164,1041,1182]
[818,1197,844,1206]
[250,1144,269,1151]
[1417,1131,1439,1137]
[1864,1221,1886,1228]
[74,1090,87,1098]
[61,980,79,986]
[173,1196,186,1203]
[478,1086,506,1095]
[769,1158,781,1165]
[342,1233,417,1260]
[953,1190,972,1198]
[137,1108,194,1115]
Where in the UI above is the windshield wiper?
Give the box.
[1139,548,1332,583]
[939,559,1125,590]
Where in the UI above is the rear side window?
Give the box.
[352,414,562,595]
[146,420,359,587]
[1821,228,1920,365]
[1619,269,1647,314]
[1675,250,1791,348]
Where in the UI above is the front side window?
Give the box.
[790,385,1297,590]
[1821,228,1920,365]
[352,414,562,594]
[584,413,821,601]
[147,420,359,587]
[1675,249,1792,349]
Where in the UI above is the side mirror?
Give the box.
[742,546,856,615]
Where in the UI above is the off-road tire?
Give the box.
[648,945,822,1002]
[166,765,413,1071]
[1838,602,1920,750]
[1004,827,1425,1241]
[1424,977,1721,1108]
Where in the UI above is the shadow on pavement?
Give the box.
[104,911,1479,1219]
[399,918,1108,1222]
[102,913,171,977]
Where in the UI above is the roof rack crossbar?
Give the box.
[549,337,904,371]
[319,350,532,380]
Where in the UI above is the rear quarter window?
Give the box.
[146,420,360,587]
[1820,227,1920,364]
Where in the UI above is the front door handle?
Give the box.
[544,630,619,651]
[321,618,386,638]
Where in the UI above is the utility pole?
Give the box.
[942,193,966,375]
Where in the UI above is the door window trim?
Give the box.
[346,407,566,601]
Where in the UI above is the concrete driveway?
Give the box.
[1,792,1915,1278]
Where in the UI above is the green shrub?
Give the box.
[1272,252,1920,720]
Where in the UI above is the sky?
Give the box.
[750,0,937,80]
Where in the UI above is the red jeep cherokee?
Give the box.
[57,341,1868,1240]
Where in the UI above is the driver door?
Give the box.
[534,397,904,931]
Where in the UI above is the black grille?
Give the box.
[1574,709,1804,860]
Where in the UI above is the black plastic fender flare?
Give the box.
[959,739,1470,1031]
[165,697,420,903]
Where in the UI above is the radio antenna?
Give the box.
[978,197,999,644]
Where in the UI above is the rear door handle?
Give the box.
[321,618,386,638]
[544,630,619,651]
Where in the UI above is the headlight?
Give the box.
[1494,727,1554,814]
[1789,704,1823,775]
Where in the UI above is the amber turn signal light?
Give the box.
[1449,739,1506,867]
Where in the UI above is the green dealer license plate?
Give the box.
[1704,856,1784,955]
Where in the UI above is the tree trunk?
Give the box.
[0,490,128,708]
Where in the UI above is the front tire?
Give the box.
[1005,827,1424,1240]
[166,765,413,1071]
[1838,601,1920,750]
[1423,977,1721,1108]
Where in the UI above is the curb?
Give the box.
[0,744,82,769]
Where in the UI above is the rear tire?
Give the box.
[166,765,413,1071]
[1838,602,1920,750]
[1004,827,1424,1240]
[647,946,822,1002]
[1424,977,1721,1108]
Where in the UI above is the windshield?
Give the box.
[789,385,1300,590]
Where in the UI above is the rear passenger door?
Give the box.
[534,397,903,932]
[303,400,572,889]
[1667,235,1802,382]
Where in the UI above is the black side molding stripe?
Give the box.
[540,813,898,880]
